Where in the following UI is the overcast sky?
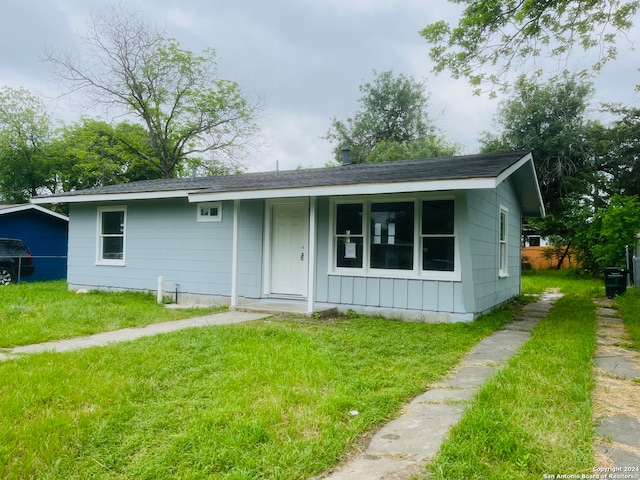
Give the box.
[1,0,638,172]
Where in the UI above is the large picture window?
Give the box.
[332,197,457,277]
[370,202,414,270]
[97,206,126,265]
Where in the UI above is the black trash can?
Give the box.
[604,267,627,299]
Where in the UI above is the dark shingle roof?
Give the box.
[35,150,532,198]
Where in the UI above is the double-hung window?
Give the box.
[499,206,508,276]
[97,206,126,266]
[422,200,455,272]
[335,203,364,268]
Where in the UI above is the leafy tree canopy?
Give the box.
[325,70,461,164]
[421,0,639,93]
[589,104,640,199]
[573,194,640,271]
[480,73,595,210]
[46,5,261,178]
[50,119,164,192]
[0,87,54,202]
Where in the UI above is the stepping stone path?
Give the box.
[318,291,562,480]
[592,300,640,472]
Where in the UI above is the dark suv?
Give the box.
[0,238,34,285]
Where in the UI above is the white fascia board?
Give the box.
[495,152,533,186]
[30,189,192,204]
[188,177,496,202]
[2,203,69,221]
[495,152,546,218]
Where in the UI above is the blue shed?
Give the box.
[0,204,69,281]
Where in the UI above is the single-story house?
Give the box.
[0,204,69,281]
[31,150,544,322]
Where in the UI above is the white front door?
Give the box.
[269,200,309,296]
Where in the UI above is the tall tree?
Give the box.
[480,74,595,210]
[591,194,640,268]
[590,104,640,199]
[50,119,164,192]
[46,5,260,178]
[0,87,54,203]
[421,0,639,93]
[480,74,595,267]
[325,70,461,164]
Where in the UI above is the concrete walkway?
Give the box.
[0,310,269,361]
[592,300,640,470]
[319,291,562,480]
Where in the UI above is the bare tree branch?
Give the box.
[45,4,261,177]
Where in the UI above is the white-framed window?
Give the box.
[335,203,364,268]
[97,206,126,266]
[499,206,508,277]
[197,202,222,222]
[422,200,455,272]
[370,201,415,270]
[331,196,457,278]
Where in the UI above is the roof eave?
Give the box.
[187,177,498,202]
[31,189,193,204]
[1,203,69,221]
[496,152,545,218]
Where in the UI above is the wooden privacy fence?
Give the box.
[522,246,574,270]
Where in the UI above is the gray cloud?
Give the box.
[1,0,638,172]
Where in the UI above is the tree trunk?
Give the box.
[556,243,572,270]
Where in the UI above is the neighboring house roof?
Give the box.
[31,150,544,217]
[0,203,69,222]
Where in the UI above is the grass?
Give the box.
[521,269,605,297]
[615,286,640,351]
[0,273,612,478]
[426,272,600,479]
[0,281,223,348]
[0,305,512,478]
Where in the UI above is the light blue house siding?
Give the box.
[69,193,520,320]
[67,183,521,321]
[313,195,467,320]
[467,178,522,315]
[67,198,265,302]
[312,183,522,321]
[35,151,542,322]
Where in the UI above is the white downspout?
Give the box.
[307,197,317,314]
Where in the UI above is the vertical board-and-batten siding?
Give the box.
[314,196,468,320]
[67,198,264,300]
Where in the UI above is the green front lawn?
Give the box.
[426,294,596,479]
[0,281,222,348]
[424,270,613,479]
[2,273,626,479]
[0,306,511,479]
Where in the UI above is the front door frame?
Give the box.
[263,198,310,298]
